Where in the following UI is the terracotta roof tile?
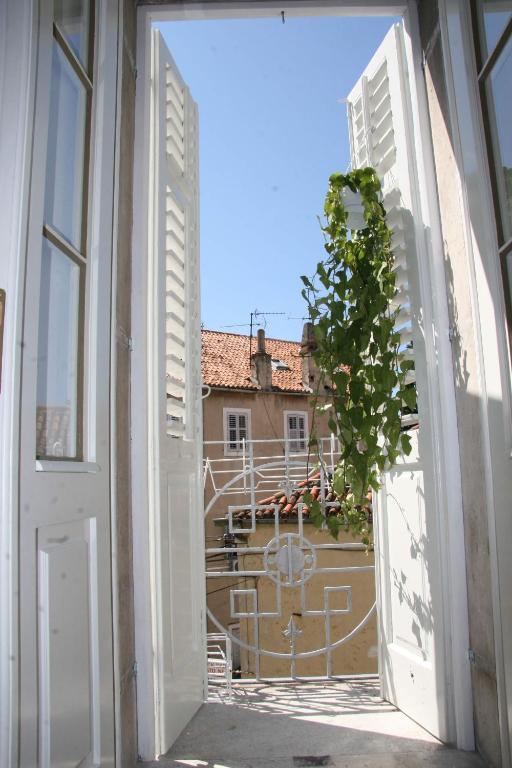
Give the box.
[202,329,308,393]
[230,474,373,523]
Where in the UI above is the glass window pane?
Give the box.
[479,1,512,58]
[485,32,512,243]
[36,239,81,458]
[54,0,90,69]
[44,42,87,252]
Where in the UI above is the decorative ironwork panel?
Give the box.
[204,438,377,680]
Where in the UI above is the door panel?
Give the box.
[347,23,449,740]
[38,519,99,768]
[377,434,442,737]
[18,1,117,765]
[151,29,205,753]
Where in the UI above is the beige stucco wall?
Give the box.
[237,524,377,679]
[203,388,333,540]
[204,388,335,635]
[203,389,375,678]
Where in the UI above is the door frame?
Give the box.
[0,1,123,765]
[0,2,37,764]
[439,1,512,760]
[132,0,473,758]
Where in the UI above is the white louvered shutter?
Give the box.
[151,30,204,753]
[347,23,419,419]
[226,412,248,451]
[227,413,238,449]
[155,30,201,439]
[287,413,306,452]
[345,23,451,741]
[237,413,248,443]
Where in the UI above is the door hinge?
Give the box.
[132,660,138,677]
[124,34,137,81]
[116,326,133,351]
[468,648,496,678]
[448,325,456,343]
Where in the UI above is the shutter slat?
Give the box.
[225,412,250,451]
[156,33,199,438]
[346,23,419,406]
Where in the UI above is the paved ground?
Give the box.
[146,679,487,768]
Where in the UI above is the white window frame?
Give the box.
[284,410,308,453]
[131,1,474,759]
[223,408,251,455]
[441,2,512,759]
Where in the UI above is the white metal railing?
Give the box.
[203,435,342,511]
[203,435,376,680]
[207,633,232,700]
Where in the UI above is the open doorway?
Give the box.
[131,2,473,761]
[159,13,393,685]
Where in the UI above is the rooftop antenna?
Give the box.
[249,309,286,362]
[220,322,260,329]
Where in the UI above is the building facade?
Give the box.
[202,327,377,679]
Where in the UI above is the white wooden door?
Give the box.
[347,22,451,741]
[150,29,205,753]
[17,1,117,766]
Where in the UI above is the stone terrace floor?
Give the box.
[145,679,488,768]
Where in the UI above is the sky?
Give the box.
[158,15,398,342]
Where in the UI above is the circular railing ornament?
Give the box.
[204,457,376,669]
[263,532,317,587]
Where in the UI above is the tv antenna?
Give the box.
[248,309,286,360]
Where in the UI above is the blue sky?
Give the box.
[158,15,397,341]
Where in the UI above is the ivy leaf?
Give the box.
[327,515,341,540]
[333,370,350,392]
[401,433,412,456]
[340,425,353,445]
[350,406,364,429]
[401,386,417,411]
[303,492,324,529]
[349,379,364,404]
[332,469,346,497]
[400,360,415,373]
[376,454,387,471]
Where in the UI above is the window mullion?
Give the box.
[43,224,87,266]
[53,22,93,92]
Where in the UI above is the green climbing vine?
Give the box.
[301,168,414,543]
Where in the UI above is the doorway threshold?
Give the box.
[142,679,485,767]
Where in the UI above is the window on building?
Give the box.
[284,411,308,453]
[473,1,512,342]
[271,358,290,372]
[36,1,94,459]
[224,409,251,454]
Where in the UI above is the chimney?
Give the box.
[301,322,322,392]
[250,329,273,390]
